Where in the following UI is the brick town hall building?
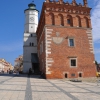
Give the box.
[23,0,96,79]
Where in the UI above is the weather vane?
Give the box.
[32,0,34,3]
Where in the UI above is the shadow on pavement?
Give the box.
[0,74,43,79]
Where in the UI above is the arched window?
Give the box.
[67,15,73,26]
[58,14,64,26]
[76,16,81,27]
[32,43,34,46]
[49,13,55,25]
[30,43,31,46]
[84,17,89,28]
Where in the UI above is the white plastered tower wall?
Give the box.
[23,3,38,73]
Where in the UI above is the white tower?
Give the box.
[23,2,39,73]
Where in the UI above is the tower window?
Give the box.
[30,43,31,46]
[31,34,32,37]
[30,43,34,46]
[67,19,71,24]
[32,43,34,46]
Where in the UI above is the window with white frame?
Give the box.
[68,38,75,47]
[70,58,77,67]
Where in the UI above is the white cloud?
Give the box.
[91,0,100,42]
[0,40,23,52]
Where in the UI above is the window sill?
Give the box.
[70,66,77,68]
[68,46,75,48]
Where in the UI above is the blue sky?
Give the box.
[0,0,100,65]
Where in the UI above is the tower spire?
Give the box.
[83,0,88,7]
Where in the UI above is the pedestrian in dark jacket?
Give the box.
[28,68,32,77]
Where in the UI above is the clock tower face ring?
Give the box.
[30,17,34,22]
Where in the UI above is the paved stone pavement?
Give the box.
[0,75,100,100]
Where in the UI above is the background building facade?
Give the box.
[14,55,23,73]
[0,59,13,73]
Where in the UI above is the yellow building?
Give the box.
[0,59,13,73]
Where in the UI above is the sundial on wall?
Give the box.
[52,32,64,44]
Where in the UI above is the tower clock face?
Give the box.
[30,17,34,22]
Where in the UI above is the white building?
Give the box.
[23,2,39,73]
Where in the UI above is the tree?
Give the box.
[95,61,98,65]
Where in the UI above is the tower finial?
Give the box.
[59,0,63,4]
[83,0,88,7]
[32,0,34,3]
[72,0,76,6]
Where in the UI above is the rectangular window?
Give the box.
[71,73,75,77]
[69,38,75,47]
[71,59,76,66]
[70,58,77,67]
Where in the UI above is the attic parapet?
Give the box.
[45,0,88,7]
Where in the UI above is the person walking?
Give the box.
[28,68,32,77]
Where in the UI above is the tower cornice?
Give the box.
[24,9,39,13]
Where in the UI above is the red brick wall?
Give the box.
[45,27,96,79]
[36,1,96,79]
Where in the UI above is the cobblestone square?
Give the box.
[0,75,100,100]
